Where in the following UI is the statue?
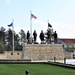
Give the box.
[45,27,56,44]
[39,30,44,43]
[27,31,30,43]
[33,30,37,43]
[46,28,51,43]
[54,31,58,43]
[45,27,52,44]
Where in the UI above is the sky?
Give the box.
[0,0,75,42]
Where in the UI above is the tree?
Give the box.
[6,28,22,51]
[0,27,26,51]
[14,33,22,51]
[6,28,13,51]
[0,27,7,52]
[14,34,20,45]
[6,28,13,46]
[0,41,6,53]
[19,29,26,45]
[0,27,6,44]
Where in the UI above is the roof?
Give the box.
[59,38,75,44]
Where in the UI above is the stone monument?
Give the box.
[23,44,64,61]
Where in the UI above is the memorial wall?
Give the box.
[23,44,64,60]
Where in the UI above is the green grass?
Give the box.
[0,64,75,75]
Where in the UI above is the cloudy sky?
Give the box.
[0,0,75,42]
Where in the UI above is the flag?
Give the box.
[31,14,37,19]
[8,22,13,27]
[48,23,52,27]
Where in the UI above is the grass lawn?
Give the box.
[0,63,75,75]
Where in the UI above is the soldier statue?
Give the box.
[39,30,44,43]
[46,28,51,43]
[33,30,37,42]
[54,31,58,43]
[27,31,30,43]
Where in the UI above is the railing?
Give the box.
[0,59,31,63]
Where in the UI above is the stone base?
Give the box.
[23,44,64,60]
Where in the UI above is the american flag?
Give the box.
[31,14,37,19]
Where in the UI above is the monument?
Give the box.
[0,22,65,61]
[23,25,64,61]
[23,44,64,61]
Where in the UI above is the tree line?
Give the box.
[0,26,26,53]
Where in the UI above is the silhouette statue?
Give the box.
[33,30,37,42]
[27,31,30,43]
[39,30,44,43]
[45,27,52,44]
[54,31,58,43]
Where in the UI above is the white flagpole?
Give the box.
[30,10,32,43]
[48,20,49,28]
[12,19,14,51]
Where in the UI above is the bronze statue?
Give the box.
[33,30,37,42]
[39,30,44,42]
[54,31,58,43]
[27,31,30,43]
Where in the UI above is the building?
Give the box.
[58,38,75,58]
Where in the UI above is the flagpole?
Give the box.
[12,19,14,51]
[47,20,49,28]
[30,10,32,43]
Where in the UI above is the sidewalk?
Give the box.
[32,59,75,65]
[31,60,64,63]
